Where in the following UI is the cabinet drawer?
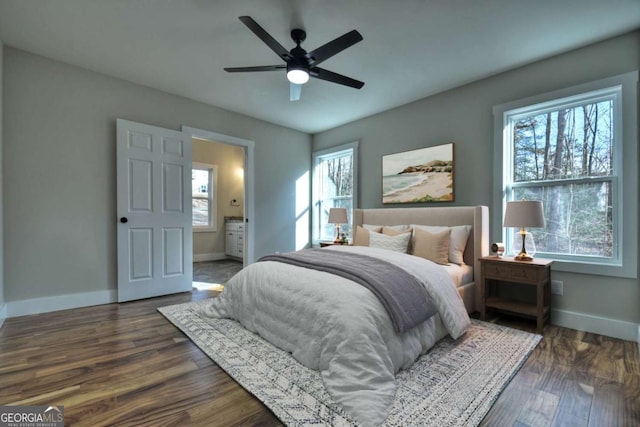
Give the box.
[226,222,244,231]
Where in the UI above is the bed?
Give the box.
[203,205,489,426]
[353,205,489,313]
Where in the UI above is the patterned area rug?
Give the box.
[159,300,541,427]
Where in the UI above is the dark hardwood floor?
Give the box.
[193,260,243,285]
[479,314,640,427]
[1,290,638,426]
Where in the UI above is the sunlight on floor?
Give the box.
[193,281,225,292]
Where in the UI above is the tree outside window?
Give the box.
[192,164,217,231]
[504,89,619,261]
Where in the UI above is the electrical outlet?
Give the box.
[551,280,563,296]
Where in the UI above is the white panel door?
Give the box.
[116,119,192,302]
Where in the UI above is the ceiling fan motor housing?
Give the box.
[291,29,306,44]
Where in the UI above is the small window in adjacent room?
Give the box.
[312,141,358,244]
[494,71,637,277]
[192,163,217,232]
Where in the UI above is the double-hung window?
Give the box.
[192,163,217,232]
[494,71,637,277]
[312,141,358,244]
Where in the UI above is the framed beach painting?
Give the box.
[382,143,454,204]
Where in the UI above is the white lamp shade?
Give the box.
[328,207,348,224]
[503,200,546,228]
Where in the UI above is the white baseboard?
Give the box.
[0,303,6,329]
[551,308,639,342]
[5,290,638,345]
[193,252,228,262]
[7,290,117,318]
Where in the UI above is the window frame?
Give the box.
[192,162,218,233]
[311,141,359,245]
[492,71,637,278]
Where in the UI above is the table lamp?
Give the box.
[503,200,545,261]
[328,207,348,243]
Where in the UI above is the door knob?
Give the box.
[120,217,128,223]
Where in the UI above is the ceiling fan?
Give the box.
[224,16,364,101]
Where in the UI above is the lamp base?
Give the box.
[513,227,535,261]
[333,225,341,243]
[514,252,534,261]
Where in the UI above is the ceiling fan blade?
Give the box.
[238,16,292,61]
[307,30,363,66]
[290,82,302,101]
[311,67,364,89]
[224,65,285,72]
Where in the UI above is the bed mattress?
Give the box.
[441,263,474,287]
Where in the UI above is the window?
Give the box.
[312,142,358,244]
[192,163,217,232]
[494,71,637,277]
[506,91,618,260]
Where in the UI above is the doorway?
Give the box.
[182,126,255,290]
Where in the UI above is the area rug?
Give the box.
[158,300,541,427]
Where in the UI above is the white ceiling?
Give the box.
[0,1,638,134]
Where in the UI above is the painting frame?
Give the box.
[382,142,454,204]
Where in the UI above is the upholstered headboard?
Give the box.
[353,206,489,312]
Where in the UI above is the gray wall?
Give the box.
[0,40,4,319]
[3,47,310,303]
[313,32,640,334]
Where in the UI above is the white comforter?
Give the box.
[203,245,470,426]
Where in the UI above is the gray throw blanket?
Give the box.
[259,248,437,333]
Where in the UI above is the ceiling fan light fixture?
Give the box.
[287,67,309,84]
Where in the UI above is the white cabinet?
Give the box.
[225,222,244,259]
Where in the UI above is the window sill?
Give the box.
[534,257,635,279]
[194,227,217,233]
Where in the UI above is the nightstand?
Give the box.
[480,256,553,334]
[319,241,349,247]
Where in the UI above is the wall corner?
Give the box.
[0,39,5,328]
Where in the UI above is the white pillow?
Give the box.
[410,224,471,265]
[368,231,412,253]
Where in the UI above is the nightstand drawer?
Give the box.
[483,263,513,279]
[483,262,543,284]
[508,265,539,284]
